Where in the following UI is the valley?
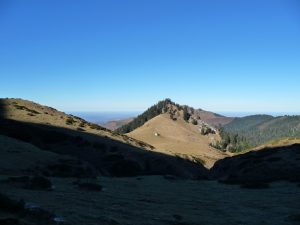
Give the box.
[0,98,299,225]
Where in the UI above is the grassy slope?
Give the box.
[0,98,207,178]
[129,114,227,168]
[2,98,153,150]
[0,135,62,175]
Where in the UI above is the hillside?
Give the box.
[212,143,300,184]
[0,98,208,178]
[117,99,233,134]
[101,117,134,130]
[0,98,154,150]
[128,114,228,168]
[223,114,300,147]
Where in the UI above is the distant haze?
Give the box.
[217,112,300,117]
[70,112,141,124]
[71,111,300,124]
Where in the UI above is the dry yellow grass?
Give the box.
[2,98,154,150]
[251,137,300,151]
[129,113,228,168]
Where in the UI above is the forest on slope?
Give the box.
[215,115,300,152]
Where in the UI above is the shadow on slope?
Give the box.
[0,100,207,179]
[0,99,6,120]
[212,144,300,184]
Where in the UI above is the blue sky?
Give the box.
[0,0,300,113]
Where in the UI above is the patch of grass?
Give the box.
[110,146,119,152]
[240,181,270,189]
[103,154,124,162]
[77,182,103,191]
[29,176,52,190]
[93,142,107,151]
[288,213,300,222]
[0,218,20,225]
[111,159,142,177]
[0,192,24,212]
[266,157,281,162]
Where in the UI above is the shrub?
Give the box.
[66,117,75,125]
[89,124,101,130]
[200,126,215,135]
[191,119,198,125]
[183,106,190,121]
[13,105,40,114]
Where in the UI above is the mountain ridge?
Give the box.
[117,98,233,134]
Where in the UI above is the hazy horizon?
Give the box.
[71,110,300,124]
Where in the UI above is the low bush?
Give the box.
[191,119,198,125]
[14,105,40,114]
[66,117,75,125]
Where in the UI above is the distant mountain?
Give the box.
[223,114,300,147]
[101,117,134,130]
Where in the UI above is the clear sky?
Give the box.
[0,0,300,113]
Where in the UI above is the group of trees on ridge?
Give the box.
[116,99,181,133]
